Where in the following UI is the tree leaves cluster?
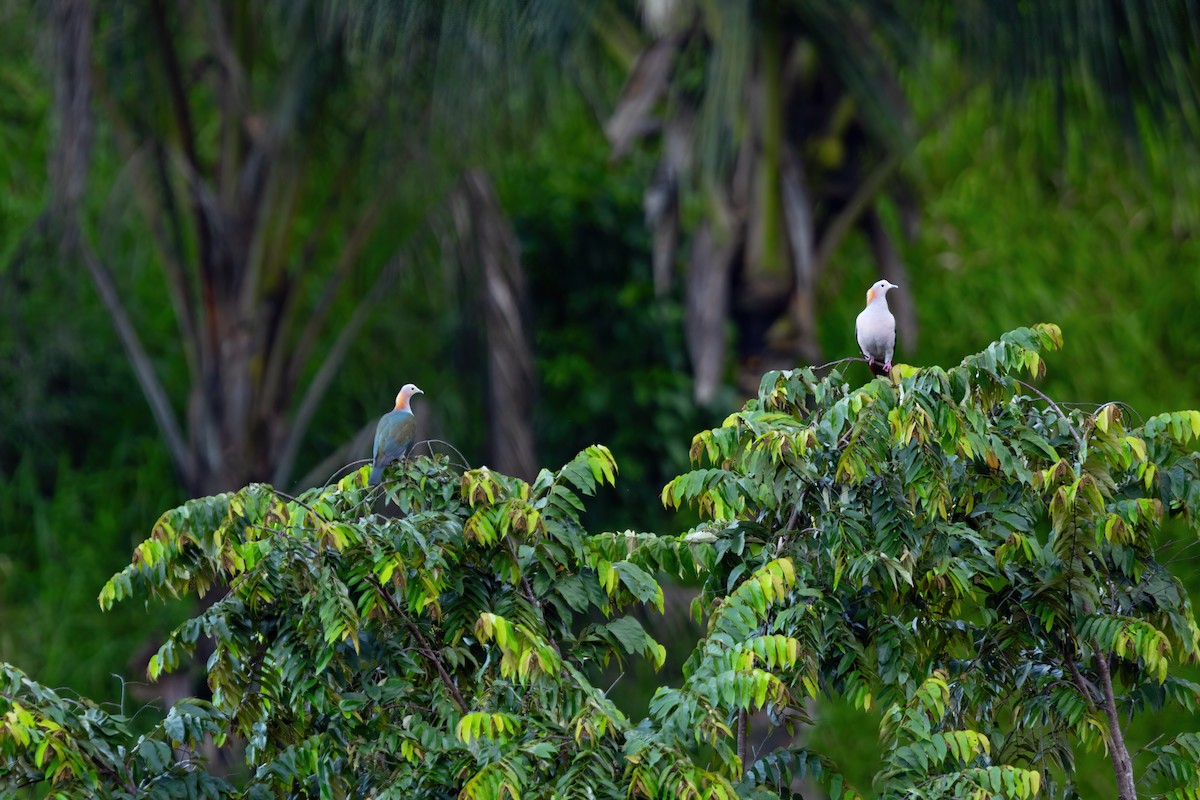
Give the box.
[661,323,1200,799]
[4,326,1200,798]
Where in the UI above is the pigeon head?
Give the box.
[866,280,898,305]
[394,384,424,410]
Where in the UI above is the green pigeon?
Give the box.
[368,383,423,486]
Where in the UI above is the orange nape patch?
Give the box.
[394,395,409,411]
[867,288,877,304]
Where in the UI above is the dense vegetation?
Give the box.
[4,327,1200,798]
[5,1,1200,797]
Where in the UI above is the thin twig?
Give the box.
[271,488,320,519]
[1014,378,1085,451]
[1059,641,1098,712]
[321,458,372,491]
[368,577,469,714]
[504,538,561,656]
[812,356,866,372]
[421,438,474,470]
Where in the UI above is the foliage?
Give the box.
[6,446,651,798]
[1,662,231,797]
[5,327,1200,798]
[5,3,1200,794]
[660,323,1200,798]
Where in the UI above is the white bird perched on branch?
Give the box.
[855,280,898,376]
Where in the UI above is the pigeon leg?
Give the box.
[884,360,892,373]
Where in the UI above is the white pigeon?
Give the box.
[855,279,898,376]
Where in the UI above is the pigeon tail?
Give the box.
[368,465,383,486]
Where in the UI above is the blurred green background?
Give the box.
[2,1,1199,796]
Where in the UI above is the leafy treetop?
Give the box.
[3,324,1200,800]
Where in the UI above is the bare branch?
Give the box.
[246,96,395,425]
[813,148,903,275]
[685,221,741,405]
[148,0,221,365]
[80,242,192,484]
[137,142,202,382]
[281,197,385,394]
[148,0,200,174]
[271,254,408,486]
[89,69,206,385]
[49,0,93,220]
[368,577,470,715]
[1057,637,1099,712]
[205,0,250,203]
[49,0,196,477]
[737,708,748,772]
[814,85,975,274]
[290,421,376,491]
[1094,643,1138,800]
[606,35,680,159]
[225,143,277,343]
[1014,378,1085,451]
[780,145,822,364]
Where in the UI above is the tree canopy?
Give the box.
[4,327,1200,799]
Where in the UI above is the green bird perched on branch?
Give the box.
[368,384,423,486]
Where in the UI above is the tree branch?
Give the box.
[147,0,207,249]
[502,537,562,657]
[1094,642,1138,800]
[813,148,903,275]
[89,69,206,387]
[258,169,395,429]
[1059,640,1098,712]
[813,85,974,274]
[148,0,221,366]
[49,0,93,220]
[271,254,407,485]
[148,0,199,174]
[1014,378,1085,451]
[737,708,748,773]
[368,577,469,715]
[291,420,376,491]
[280,197,385,397]
[780,144,823,364]
[205,0,250,206]
[145,142,202,381]
[80,241,193,484]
